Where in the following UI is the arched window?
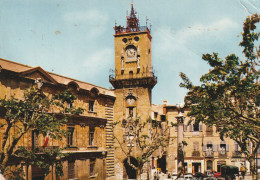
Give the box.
[207,160,213,170]
[129,71,133,78]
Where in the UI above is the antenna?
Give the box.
[115,20,117,26]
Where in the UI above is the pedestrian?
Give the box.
[240,163,246,179]
[154,172,157,180]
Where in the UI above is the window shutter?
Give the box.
[217,144,220,152]
[199,124,203,132]
[203,145,206,152]
[238,144,241,151]
[234,142,238,151]
[190,125,194,132]
[184,125,187,132]
[213,145,217,152]
[175,126,177,132]
[226,144,229,152]
[248,142,252,153]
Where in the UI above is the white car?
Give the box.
[184,173,193,180]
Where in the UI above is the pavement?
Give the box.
[156,173,255,180]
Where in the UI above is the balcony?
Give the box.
[21,146,59,153]
[192,151,200,157]
[205,150,214,158]
[232,151,242,157]
[114,26,151,35]
[109,68,157,89]
[219,152,227,158]
[206,130,213,136]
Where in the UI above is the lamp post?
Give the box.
[176,104,185,178]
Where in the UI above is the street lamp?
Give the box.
[176,103,185,178]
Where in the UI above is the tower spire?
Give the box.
[114,2,151,36]
[126,3,139,31]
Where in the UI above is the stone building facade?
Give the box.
[1,3,259,180]
[0,58,115,180]
[160,104,252,176]
[109,3,157,179]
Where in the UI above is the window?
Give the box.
[67,102,73,108]
[68,161,75,179]
[154,112,158,120]
[32,131,39,148]
[207,160,213,170]
[89,126,95,146]
[193,142,199,151]
[129,107,134,117]
[89,101,94,112]
[219,144,226,154]
[67,127,74,146]
[205,143,213,157]
[161,115,166,121]
[90,158,96,176]
[193,123,199,132]
[234,142,241,152]
[129,71,133,78]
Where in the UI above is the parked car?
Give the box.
[213,172,221,178]
[176,177,185,180]
[184,173,193,179]
[204,170,214,177]
[194,172,205,179]
[221,165,239,180]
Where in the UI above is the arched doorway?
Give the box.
[123,157,138,179]
[207,160,213,171]
[157,155,166,173]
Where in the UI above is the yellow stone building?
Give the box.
[1,3,259,180]
[109,3,157,179]
[160,103,252,176]
[0,58,115,180]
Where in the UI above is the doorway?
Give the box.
[123,157,138,179]
[192,162,201,174]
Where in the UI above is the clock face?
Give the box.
[126,47,136,58]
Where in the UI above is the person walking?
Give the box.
[240,163,246,180]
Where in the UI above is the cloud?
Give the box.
[63,9,109,37]
[83,48,113,78]
[153,17,238,63]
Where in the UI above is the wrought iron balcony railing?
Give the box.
[205,150,214,157]
[219,152,227,158]
[21,146,59,153]
[109,68,157,81]
[232,151,242,157]
[114,26,150,35]
[192,151,200,157]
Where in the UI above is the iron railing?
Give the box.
[232,151,242,157]
[205,150,214,157]
[114,26,150,35]
[22,146,59,152]
[192,151,200,157]
[109,67,157,81]
[219,152,227,158]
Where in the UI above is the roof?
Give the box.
[0,58,115,98]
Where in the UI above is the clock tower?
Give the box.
[109,3,157,179]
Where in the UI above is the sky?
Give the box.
[0,0,260,105]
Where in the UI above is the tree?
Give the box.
[0,87,83,178]
[113,116,170,180]
[180,14,260,180]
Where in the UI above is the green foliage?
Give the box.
[113,116,170,178]
[0,87,83,177]
[180,14,260,177]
